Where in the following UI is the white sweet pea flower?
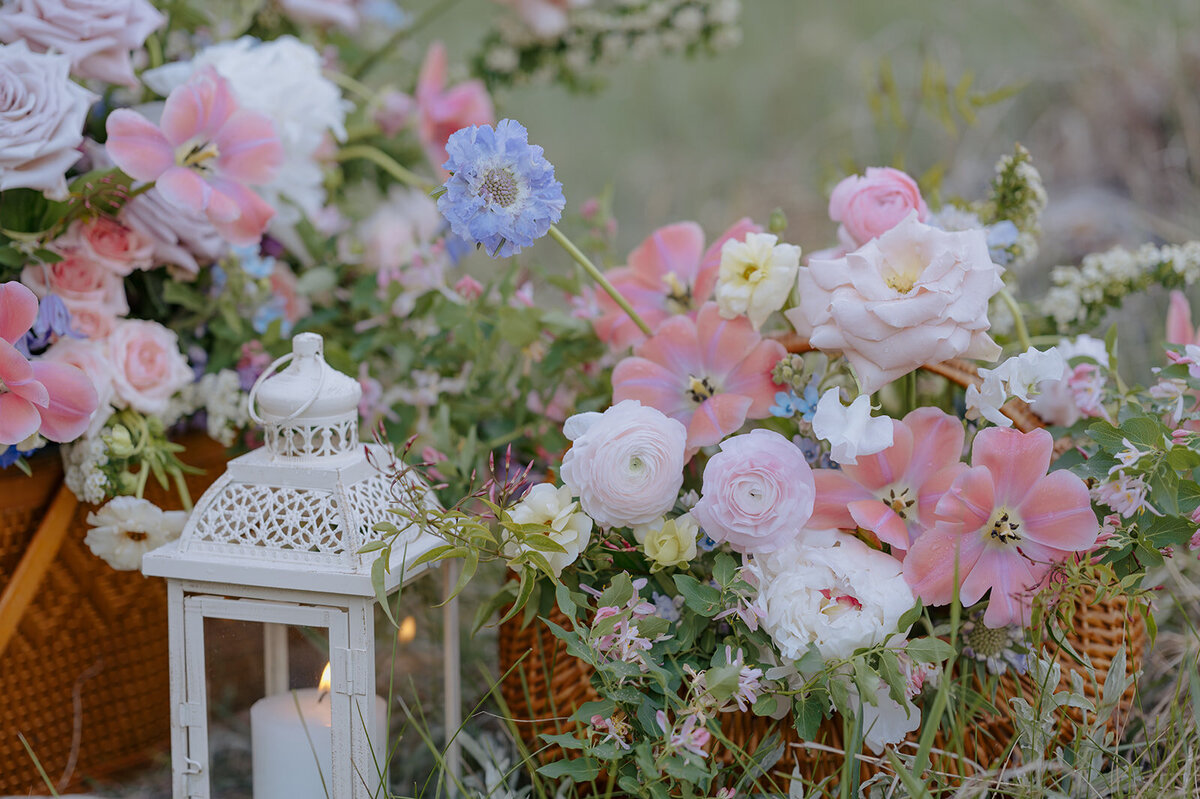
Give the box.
[994,347,1066,402]
[714,232,801,329]
[811,388,893,465]
[965,370,1010,427]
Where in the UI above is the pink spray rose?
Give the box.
[903,427,1099,627]
[105,68,283,246]
[692,429,816,554]
[21,252,129,339]
[0,41,96,200]
[559,399,688,528]
[0,281,98,444]
[415,42,494,176]
[0,0,164,87]
[106,319,194,415]
[64,217,155,276]
[787,212,1003,395]
[829,167,929,250]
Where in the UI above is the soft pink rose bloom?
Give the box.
[787,212,1003,395]
[0,0,164,87]
[21,251,128,338]
[41,337,115,437]
[269,262,311,330]
[613,302,785,456]
[277,0,359,30]
[594,219,760,351]
[692,429,816,554]
[0,281,98,444]
[0,41,96,200]
[810,407,966,556]
[64,217,155,276]
[492,0,585,38]
[829,167,928,250]
[559,399,687,528]
[415,42,494,176]
[105,68,283,246]
[903,427,1099,628]
[105,319,193,415]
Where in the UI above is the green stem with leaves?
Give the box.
[549,225,651,337]
[334,144,434,193]
[998,286,1033,351]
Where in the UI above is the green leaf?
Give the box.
[704,663,743,703]
[1166,446,1200,471]
[522,533,568,554]
[571,699,616,725]
[598,573,634,610]
[1119,416,1163,449]
[496,569,536,626]
[536,757,600,783]
[554,582,577,620]
[877,648,907,706]
[713,552,737,588]
[1086,421,1126,453]
[793,690,827,739]
[370,555,397,626]
[896,600,923,634]
[539,732,586,750]
[672,574,722,617]
[905,636,956,663]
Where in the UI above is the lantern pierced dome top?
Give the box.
[143,333,436,596]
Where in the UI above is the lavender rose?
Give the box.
[0,41,95,200]
[692,428,816,554]
[0,0,164,87]
[560,400,687,528]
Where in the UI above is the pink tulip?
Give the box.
[903,427,1098,627]
[0,282,98,445]
[612,302,785,456]
[1167,291,1200,347]
[593,219,760,351]
[809,407,966,556]
[416,42,495,176]
[104,67,283,246]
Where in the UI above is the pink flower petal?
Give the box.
[207,178,276,247]
[902,407,965,488]
[810,469,874,529]
[612,356,691,420]
[632,314,702,378]
[842,419,912,489]
[156,166,213,215]
[961,547,1044,627]
[903,522,986,606]
[722,339,788,418]
[160,67,237,146]
[0,338,46,407]
[416,41,448,101]
[695,217,759,303]
[847,499,911,551]
[1016,470,1099,552]
[1166,290,1196,347]
[0,393,40,446]
[31,361,98,443]
[934,466,995,530]
[696,303,759,376]
[686,393,753,451]
[214,110,284,186]
[916,463,967,531]
[627,222,705,286]
[0,281,38,345]
[104,109,174,181]
[971,427,1054,507]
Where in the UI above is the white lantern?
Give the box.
[143,332,460,799]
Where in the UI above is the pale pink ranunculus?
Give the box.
[0,0,164,87]
[277,0,360,30]
[0,41,96,200]
[593,219,760,351]
[612,302,785,457]
[41,337,115,437]
[829,167,928,250]
[21,251,128,339]
[106,319,194,415]
[416,42,494,176]
[105,67,283,246]
[0,281,98,444]
[903,427,1099,628]
[787,212,1003,395]
[809,407,966,556]
[65,217,155,276]
[692,428,816,555]
[559,399,687,528]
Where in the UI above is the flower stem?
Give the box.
[334,144,434,193]
[350,0,466,79]
[548,224,651,337]
[998,287,1032,351]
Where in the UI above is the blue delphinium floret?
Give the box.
[437,119,565,259]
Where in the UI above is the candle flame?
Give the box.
[319,662,331,693]
[398,615,417,644]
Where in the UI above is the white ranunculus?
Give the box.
[503,484,592,576]
[810,388,893,465]
[715,232,801,329]
[748,531,914,662]
[86,496,188,571]
[0,42,96,200]
[142,36,349,230]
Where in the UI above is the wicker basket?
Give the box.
[0,432,228,794]
[497,345,1147,789]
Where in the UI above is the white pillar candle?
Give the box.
[251,688,388,799]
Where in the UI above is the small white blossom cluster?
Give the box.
[1041,241,1200,330]
[164,370,249,445]
[62,434,111,505]
[481,0,742,88]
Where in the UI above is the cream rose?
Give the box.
[503,483,592,577]
[0,41,96,200]
[787,212,1003,395]
[633,514,699,569]
[560,400,687,528]
[106,320,194,415]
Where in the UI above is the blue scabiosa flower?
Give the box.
[437,119,565,258]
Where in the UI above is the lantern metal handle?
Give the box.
[246,350,327,426]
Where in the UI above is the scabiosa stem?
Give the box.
[549,224,651,337]
[998,286,1032,352]
[334,144,434,193]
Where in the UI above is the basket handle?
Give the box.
[0,483,78,658]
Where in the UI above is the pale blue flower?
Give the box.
[986,220,1020,265]
[437,119,565,258]
[233,243,276,279]
[768,381,819,420]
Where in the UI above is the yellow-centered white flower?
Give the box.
[633,514,700,570]
[715,232,801,329]
[503,483,592,577]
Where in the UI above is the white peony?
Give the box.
[503,483,592,577]
[142,36,350,231]
[715,232,801,329]
[748,531,914,662]
[86,496,188,571]
[810,388,893,465]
